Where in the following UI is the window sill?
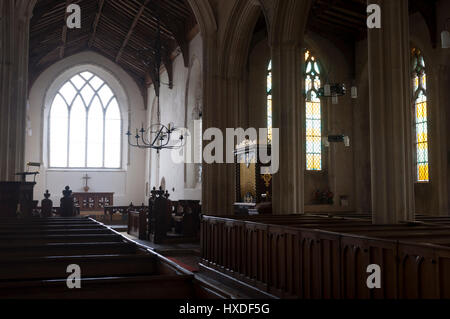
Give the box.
[46,168,126,173]
[306,170,326,175]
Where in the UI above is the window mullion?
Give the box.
[103,109,106,168]
[85,106,89,168]
[67,108,71,168]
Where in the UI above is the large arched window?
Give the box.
[304,50,322,171]
[266,51,322,170]
[49,71,122,169]
[411,48,429,182]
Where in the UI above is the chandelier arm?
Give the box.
[126,132,139,148]
[152,126,164,146]
[140,133,152,146]
[141,129,152,145]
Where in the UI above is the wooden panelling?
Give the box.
[201,214,450,299]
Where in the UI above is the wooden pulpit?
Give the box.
[234,140,272,215]
[0,182,36,218]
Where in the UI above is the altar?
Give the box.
[73,192,114,211]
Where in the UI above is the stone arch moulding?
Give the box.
[186,0,217,37]
[18,0,37,19]
[36,54,136,169]
[269,0,313,47]
[220,0,268,79]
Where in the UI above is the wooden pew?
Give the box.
[0,242,140,258]
[104,203,147,223]
[200,214,450,299]
[128,209,147,239]
[0,254,158,281]
[0,217,224,299]
[0,233,125,244]
[0,275,199,299]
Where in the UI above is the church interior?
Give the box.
[0,0,450,300]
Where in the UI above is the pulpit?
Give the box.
[0,182,36,218]
[234,140,272,215]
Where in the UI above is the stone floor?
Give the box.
[119,232,266,299]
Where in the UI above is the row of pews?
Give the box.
[0,217,225,299]
[200,213,450,299]
[127,200,201,242]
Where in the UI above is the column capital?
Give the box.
[16,0,36,21]
[268,0,313,49]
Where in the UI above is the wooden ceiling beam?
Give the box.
[116,0,151,63]
[31,1,66,24]
[159,11,189,67]
[59,0,71,59]
[149,2,190,67]
[88,0,105,48]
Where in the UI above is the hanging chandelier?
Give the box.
[126,4,185,153]
[318,83,346,98]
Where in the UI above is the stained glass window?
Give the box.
[49,71,122,168]
[304,50,322,171]
[267,60,273,144]
[411,48,429,182]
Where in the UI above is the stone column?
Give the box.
[201,32,242,216]
[270,44,305,214]
[367,0,414,223]
[434,65,450,216]
[0,1,32,181]
[269,0,313,215]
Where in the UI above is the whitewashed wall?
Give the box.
[145,33,203,202]
[26,51,146,206]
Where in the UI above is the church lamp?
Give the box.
[322,135,350,147]
[126,3,185,153]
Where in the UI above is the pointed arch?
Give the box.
[48,71,122,168]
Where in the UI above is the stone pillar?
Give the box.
[435,65,450,216]
[269,0,313,215]
[201,32,242,216]
[0,1,32,181]
[367,0,414,223]
[270,44,305,214]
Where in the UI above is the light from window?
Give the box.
[305,50,322,171]
[267,60,272,144]
[49,71,121,168]
[411,48,429,182]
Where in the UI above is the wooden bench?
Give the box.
[201,213,450,299]
[0,242,140,258]
[0,217,225,299]
[0,275,199,299]
[128,210,147,239]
